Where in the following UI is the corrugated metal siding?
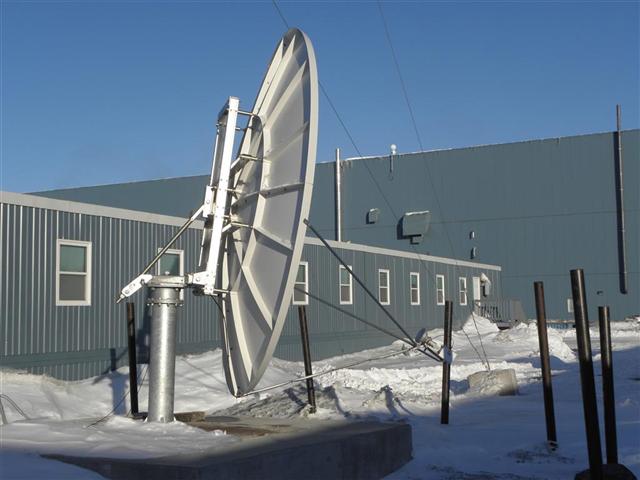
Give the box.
[280,244,501,361]
[34,131,640,321]
[307,130,639,321]
[1,197,501,380]
[0,201,220,379]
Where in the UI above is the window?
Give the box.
[436,274,445,306]
[56,239,92,306]
[156,249,183,276]
[339,265,353,305]
[409,272,420,305]
[293,261,309,305]
[378,269,390,305]
[156,248,184,299]
[459,277,468,306]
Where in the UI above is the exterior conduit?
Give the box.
[615,105,628,295]
[335,147,342,242]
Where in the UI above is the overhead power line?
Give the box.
[376,0,425,152]
[375,1,458,261]
[271,1,409,226]
[271,0,290,29]
[271,1,491,368]
[376,2,491,367]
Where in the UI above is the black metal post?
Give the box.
[598,306,618,465]
[571,269,603,479]
[441,300,453,424]
[298,305,316,413]
[126,302,139,415]
[533,282,557,447]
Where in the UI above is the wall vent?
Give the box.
[367,208,380,224]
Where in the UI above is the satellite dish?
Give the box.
[221,28,318,396]
[117,28,318,416]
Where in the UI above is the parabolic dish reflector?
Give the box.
[221,28,318,396]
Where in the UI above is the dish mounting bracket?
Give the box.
[117,96,247,301]
[190,96,241,296]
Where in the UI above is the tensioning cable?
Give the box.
[238,344,420,397]
[296,286,443,363]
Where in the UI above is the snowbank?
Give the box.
[561,317,640,351]
[497,321,576,362]
[1,319,638,479]
[461,314,500,335]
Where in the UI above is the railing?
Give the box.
[473,299,526,328]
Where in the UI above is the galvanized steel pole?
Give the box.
[533,282,557,447]
[126,303,139,415]
[598,306,618,465]
[440,300,453,424]
[298,306,317,413]
[147,278,183,423]
[570,269,603,479]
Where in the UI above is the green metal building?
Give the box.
[1,191,500,380]
[36,129,639,321]
[2,129,637,380]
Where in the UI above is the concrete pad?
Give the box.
[575,464,638,480]
[48,416,412,480]
[174,411,206,422]
[468,368,519,396]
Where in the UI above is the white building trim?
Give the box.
[2,191,501,272]
[304,236,501,271]
[1,191,204,230]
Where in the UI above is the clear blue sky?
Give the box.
[1,1,638,192]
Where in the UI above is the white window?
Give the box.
[409,272,420,305]
[156,248,184,299]
[339,265,353,305]
[436,274,445,306]
[56,239,92,306]
[378,269,390,305]
[156,248,184,276]
[293,261,309,305]
[459,277,468,306]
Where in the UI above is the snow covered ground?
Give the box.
[1,316,638,479]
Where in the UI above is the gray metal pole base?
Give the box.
[146,276,184,423]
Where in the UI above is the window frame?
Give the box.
[156,248,185,299]
[56,239,92,306]
[459,276,468,306]
[378,268,391,305]
[436,274,445,306]
[292,261,309,305]
[409,272,420,305]
[155,248,184,276]
[339,265,353,305]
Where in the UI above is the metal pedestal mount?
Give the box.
[146,275,185,423]
[116,97,241,422]
[118,29,321,418]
